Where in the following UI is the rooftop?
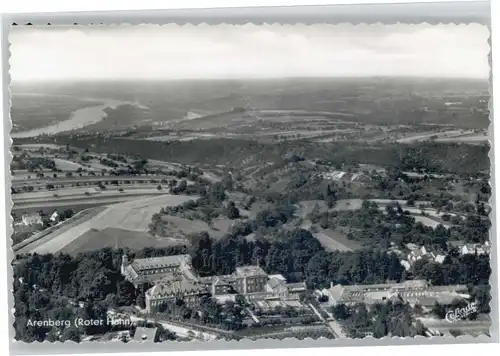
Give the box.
[406,243,419,250]
[286,282,307,291]
[329,280,430,301]
[448,240,465,248]
[132,254,191,271]
[268,274,287,282]
[147,279,207,298]
[235,265,267,278]
[267,278,285,290]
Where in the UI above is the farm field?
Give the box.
[295,199,365,219]
[53,158,87,171]
[313,229,361,252]
[157,215,226,240]
[19,194,197,254]
[60,227,185,255]
[396,130,466,143]
[413,215,451,229]
[435,133,490,144]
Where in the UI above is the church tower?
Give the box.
[120,254,129,274]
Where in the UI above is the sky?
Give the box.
[9,24,490,81]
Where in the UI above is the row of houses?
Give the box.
[121,255,306,314]
[320,170,369,184]
[398,242,490,271]
[16,211,60,227]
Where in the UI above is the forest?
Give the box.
[308,200,491,248]
[21,135,490,176]
[13,210,491,342]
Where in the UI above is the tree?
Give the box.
[319,213,329,229]
[332,303,351,320]
[157,185,162,191]
[156,323,176,341]
[116,280,136,306]
[136,293,146,309]
[449,329,464,337]
[61,326,81,343]
[309,203,322,224]
[387,253,403,281]
[177,179,187,193]
[415,320,426,336]
[226,201,240,220]
[324,184,337,208]
[472,284,491,313]
[432,302,447,319]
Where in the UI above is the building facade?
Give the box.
[128,257,309,313]
[145,279,209,313]
[233,266,269,294]
[121,254,195,286]
[323,280,468,307]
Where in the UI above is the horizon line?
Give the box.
[10,75,490,84]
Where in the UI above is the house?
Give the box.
[461,243,490,256]
[133,327,158,343]
[211,276,236,296]
[400,260,411,271]
[266,277,289,299]
[406,244,442,265]
[121,254,195,286]
[21,214,42,226]
[285,282,307,299]
[50,211,59,222]
[408,248,425,263]
[145,278,209,313]
[434,255,446,264]
[233,266,269,295]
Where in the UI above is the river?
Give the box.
[11,94,148,138]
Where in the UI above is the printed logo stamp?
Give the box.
[445,303,479,323]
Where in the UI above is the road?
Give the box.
[13,189,169,211]
[12,174,177,188]
[308,303,325,322]
[419,317,491,336]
